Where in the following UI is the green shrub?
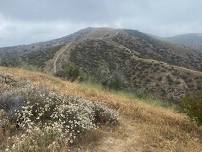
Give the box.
[179,91,202,125]
[56,64,80,81]
[63,64,80,81]
[167,75,174,85]
[57,64,88,82]
[102,78,122,90]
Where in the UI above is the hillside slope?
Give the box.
[2,27,202,70]
[1,27,202,101]
[166,33,202,51]
[0,67,201,152]
[51,38,202,101]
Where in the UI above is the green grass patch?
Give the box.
[79,81,175,109]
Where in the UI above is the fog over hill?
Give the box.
[165,33,202,51]
[1,0,202,47]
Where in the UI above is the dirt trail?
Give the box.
[80,117,145,152]
[53,43,72,73]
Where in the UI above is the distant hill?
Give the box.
[165,33,202,51]
[0,27,202,101]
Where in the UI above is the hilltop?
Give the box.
[0,67,201,152]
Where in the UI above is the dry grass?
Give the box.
[0,66,201,152]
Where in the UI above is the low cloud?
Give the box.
[0,0,202,47]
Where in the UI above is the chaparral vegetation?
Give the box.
[0,67,201,152]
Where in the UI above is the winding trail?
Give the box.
[53,43,72,73]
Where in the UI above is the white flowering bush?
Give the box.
[5,125,69,152]
[0,109,9,130]
[0,83,11,94]
[0,83,119,151]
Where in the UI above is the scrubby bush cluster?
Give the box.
[0,83,119,151]
[179,91,202,125]
[56,64,87,82]
[102,78,123,91]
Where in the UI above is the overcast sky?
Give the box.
[0,0,202,47]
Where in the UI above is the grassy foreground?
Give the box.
[0,66,202,152]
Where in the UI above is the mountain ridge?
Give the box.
[1,27,202,101]
[165,33,202,51]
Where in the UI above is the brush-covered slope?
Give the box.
[0,27,88,68]
[166,33,202,51]
[1,27,202,71]
[0,67,201,152]
[51,38,202,101]
[1,27,202,101]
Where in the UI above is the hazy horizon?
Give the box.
[1,0,202,47]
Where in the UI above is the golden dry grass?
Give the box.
[0,66,201,152]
